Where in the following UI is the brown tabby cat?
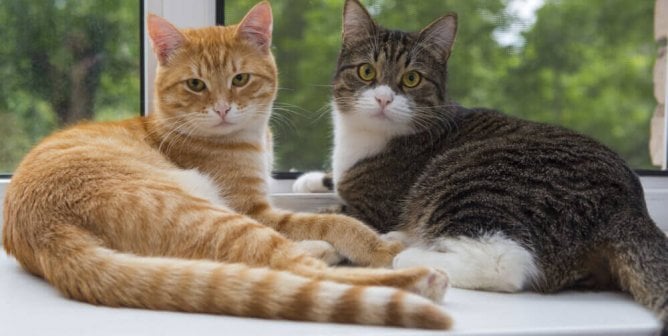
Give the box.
[296,0,667,333]
[1,2,452,329]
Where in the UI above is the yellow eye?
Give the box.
[232,73,250,87]
[186,78,206,92]
[357,63,376,81]
[402,70,422,88]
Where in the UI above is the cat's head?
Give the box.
[147,1,276,138]
[332,0,457,135]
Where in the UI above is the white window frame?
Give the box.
[1,0,667,234]
[144,0,217,115]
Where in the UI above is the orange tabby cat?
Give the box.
[2,2,452,329]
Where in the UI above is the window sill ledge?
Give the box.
[0,250,661,335]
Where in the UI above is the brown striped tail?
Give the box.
[608,215,668,334]
[32,227,452,329]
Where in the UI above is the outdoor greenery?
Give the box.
[0,0,140,172]
[0,0,657,173]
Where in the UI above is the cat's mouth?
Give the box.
[212,120,236,127]
[370,110,392,121]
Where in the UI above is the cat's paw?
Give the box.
[381,231,414,246]
[408,267,450,303]
[293,172,330,193]
[316,204,346,214]
[295,240,344,265]
[367,240,406,268]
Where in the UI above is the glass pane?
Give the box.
[0,0,141,173]
[226,0,657,171]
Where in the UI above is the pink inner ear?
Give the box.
[236,2,273,50]
[147,14,185,64]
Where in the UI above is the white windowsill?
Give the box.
[0,176,665,336]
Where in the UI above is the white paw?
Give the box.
[292,172,330,193]
[410,268,450,303]
[295,240,344,265]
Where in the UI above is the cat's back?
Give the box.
[6,117,172,220]
[406,108,646,237]
[14,117,165,180]
[431,108,637,187]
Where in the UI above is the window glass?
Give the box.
[226,0,657,171]
[0,0,140,173]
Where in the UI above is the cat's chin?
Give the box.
[196,124,267,141]
[210,121,238,132]
[351,114,414,136]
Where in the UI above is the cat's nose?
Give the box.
[375,94,394,109]
[214,104,231,118]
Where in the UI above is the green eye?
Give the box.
[186,78,206,92]
[402,70,422,88]
[357,63,376,81]
[232,73,250,87]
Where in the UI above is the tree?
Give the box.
[0,0,139,172]
[1,1,655,172]
[231,0,653,170]
[499,0,654,168]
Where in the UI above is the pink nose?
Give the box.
[215,105,231,118]
[375,94,393,108]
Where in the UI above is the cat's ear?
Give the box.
[147,14,186,65]
[236,1,273,52]
[418,13,458,61]
[342,0,376,44]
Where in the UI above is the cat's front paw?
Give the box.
[293,172,331,193]
[409,267,450,303]
[367,240,406,268]
[295,240,344,265]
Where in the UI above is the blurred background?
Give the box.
[0,0,659,173]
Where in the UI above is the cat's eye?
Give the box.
[186,78,206,92]
[402,70,422,88]
[232,73,250,87]
[357,63,376,81]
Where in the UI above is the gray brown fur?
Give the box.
[329,0,668,332]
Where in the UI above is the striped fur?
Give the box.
[2,2,452,329]
[300,0,667,332]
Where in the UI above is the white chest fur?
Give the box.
[331,109,395,186]
[165,168,228,207]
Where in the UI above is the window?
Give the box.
[0,2,666,231]
[0,1,666,174]
[0,0,141,174]
[224,0,665,172]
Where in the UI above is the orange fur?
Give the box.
[2,2,451,329]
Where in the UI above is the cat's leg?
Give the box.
[250,208,404,267]
[162,169,337,265]
[157,206,446,301]
[393,233,540,293]
[382,230,419,246]
[93,178,445,301]
[292,171,332,193]
[184,214,447,302]
[34,225,450,329]
[289,262,450,303]
[294,240,344,265]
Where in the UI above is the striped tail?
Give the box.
[608,214,668,335]
[28,226,452,329]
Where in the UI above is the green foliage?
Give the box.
[498,0,655,168]
[228,0,656,170]
[0,1,657,173]
[0,0,139,172]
